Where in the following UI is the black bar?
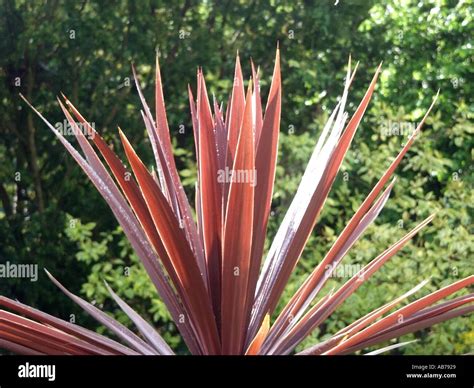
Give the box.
[0,356,471,386]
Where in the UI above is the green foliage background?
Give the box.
[0,0,472,354]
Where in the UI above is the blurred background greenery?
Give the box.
[0,0,472,354]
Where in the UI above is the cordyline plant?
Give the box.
[2,48,472,356]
